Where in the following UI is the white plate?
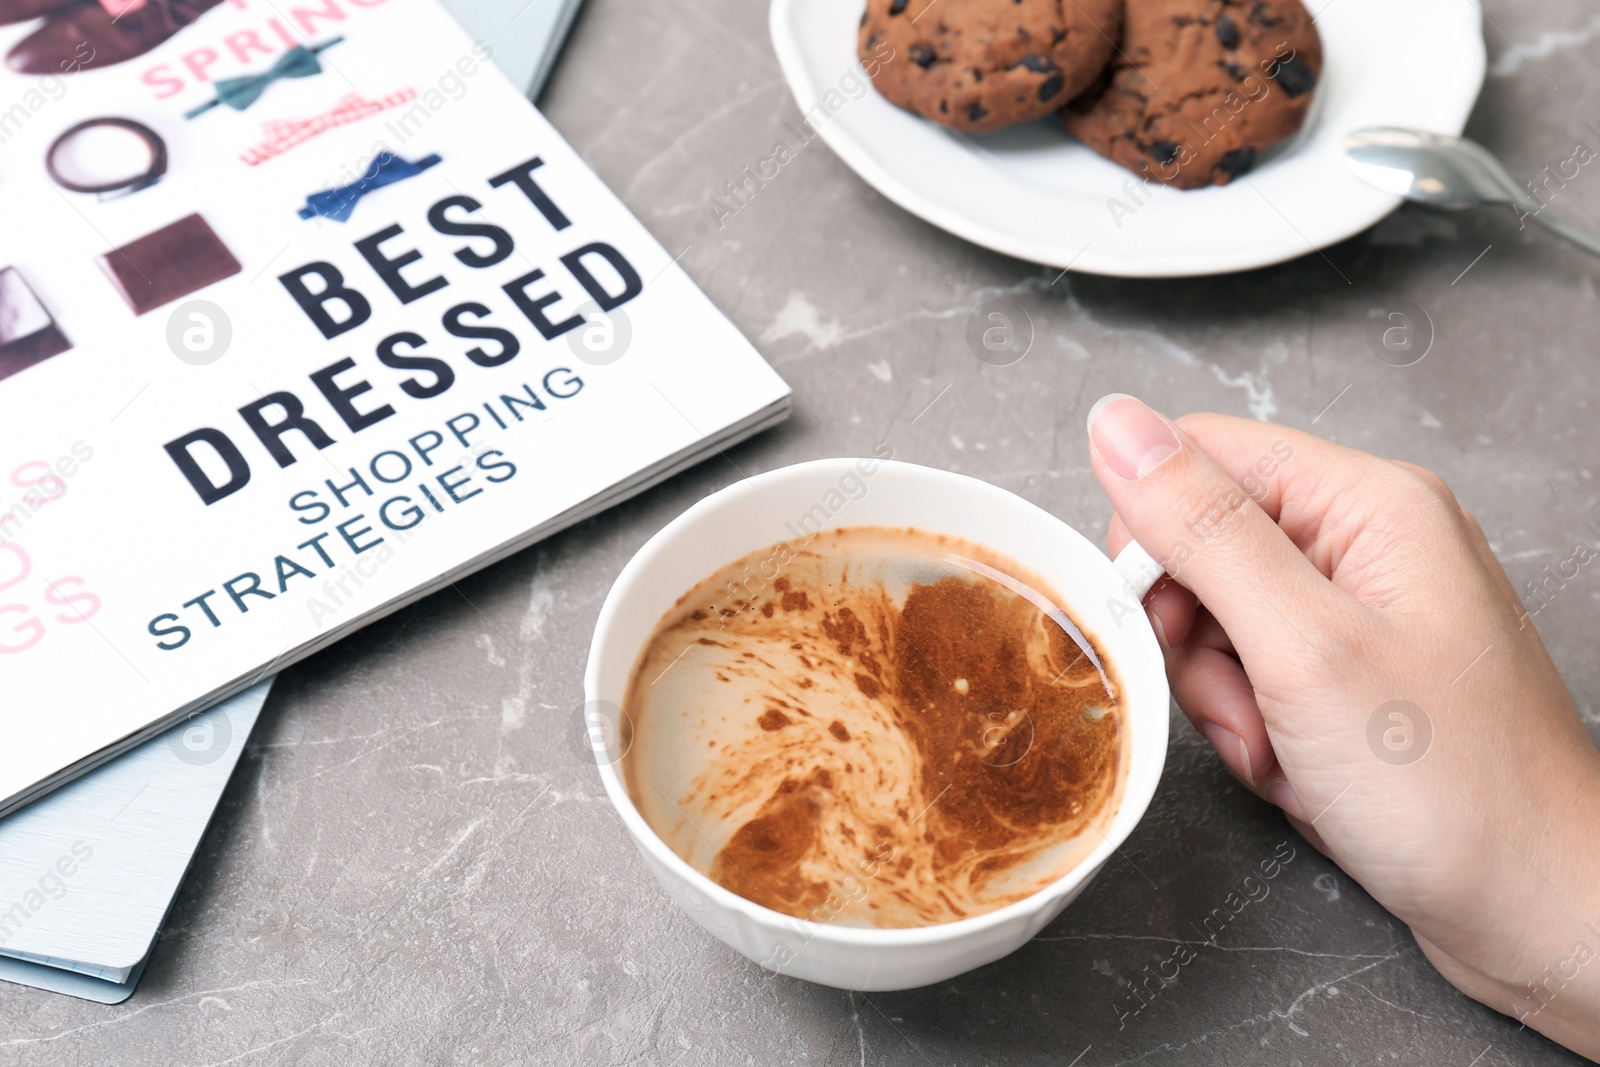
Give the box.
[769,0,1486,277]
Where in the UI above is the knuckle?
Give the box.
[1178,479,1248,530]
[1392,461,1457,506]
[1151,476,1258,574]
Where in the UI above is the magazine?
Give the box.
[0,0,790,816]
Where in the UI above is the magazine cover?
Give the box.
[0,0,790,815]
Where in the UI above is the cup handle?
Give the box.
[1112,541,1164,602]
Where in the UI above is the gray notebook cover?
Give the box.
[440,0,586,99]
[0,683,271,1003]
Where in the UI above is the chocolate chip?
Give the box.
[1052,27,1067,43]
[859,10,868,26]
[1215,14,1240,48]
[910,44,936,68]
[1271,57,1316,98]
[1014,53,1054,73]
[968,103,990,122]
[1038,73,1064,101]
[865,33,878,52]
[970,68,983,82]
[939,99,949,113]
[1221,60,1250,81]
[889,0,908,14]
[1215,146,1257,178]
[1151,141,1180,164]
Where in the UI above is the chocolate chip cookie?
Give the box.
[859,0,1122,134]
[1062,0,1322,188]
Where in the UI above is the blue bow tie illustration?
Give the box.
[185,37,345,119]
[297,153,444,223]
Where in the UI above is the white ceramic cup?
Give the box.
[583,458,1169,991]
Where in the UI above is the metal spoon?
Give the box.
[1343,126,1600,259]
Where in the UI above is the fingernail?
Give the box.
[1200,723,1251,785]
[1087,393,1180,481]
[1147,607,1170,651]
[1262,777,1308,822]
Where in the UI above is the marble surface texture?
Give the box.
[7,0,1600,1063]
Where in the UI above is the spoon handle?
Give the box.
[1527,210,1600,260]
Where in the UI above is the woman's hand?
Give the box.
[1086,393,1600,1058]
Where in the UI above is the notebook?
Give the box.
[440,0,587,100]
[0,683,271,1003]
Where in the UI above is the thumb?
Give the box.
[1086,394,1348,663]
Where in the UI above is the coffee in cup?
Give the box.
[621,525,1127,929]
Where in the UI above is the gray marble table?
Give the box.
[7,0,1600,1063]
